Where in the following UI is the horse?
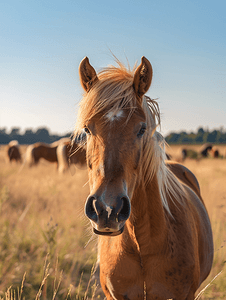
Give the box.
[199,143,212,157]
[25,142,58,167]
[56,140,86,173]
[182,149,199,161]
[7,140,22,163]
[181,148,187,161]
[26,140,86,172]
[74,56,214,300]
[209,146,219,158]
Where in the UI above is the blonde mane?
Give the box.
[74,61,186,216]
[25,144,35,166]
[8,140,19,147]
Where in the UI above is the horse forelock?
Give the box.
[75,64,136,131]
[74,61,186,217]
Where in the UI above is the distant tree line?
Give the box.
[1,126,226,145]
[0,127,71,145]
[165,127,226,144]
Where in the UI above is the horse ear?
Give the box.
[133,56,153,100]
[79,57,99,92]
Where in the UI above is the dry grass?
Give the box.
[0,144,225,299]
[182,158,226,299]
[0,145,102,299]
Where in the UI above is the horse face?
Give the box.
[84,107,146,236]
[78,56,153,236]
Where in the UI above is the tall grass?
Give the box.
[0,145,225,299]
[185,159,226,299]
[0,146,103,299]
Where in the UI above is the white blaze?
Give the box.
[106,206,112,218]
[106,110,124,122]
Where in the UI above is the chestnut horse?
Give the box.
[25,142,58,167]
[57,140,86,173]
[26,140,86,172]
[74,57,213,300]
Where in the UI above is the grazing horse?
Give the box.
[181,148,187,161]
[7,140,22,163]
[25,142,58,167]
[199,143,212,157]
[57,140,86,173]
[209,146,219,158]
[25,140,86,172]
[74,57,214,300]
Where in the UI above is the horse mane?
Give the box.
[51,137,71,147]
[33,142,56,148]
[25,144,35,166]
[74,61,186,217]
[57,143,69,173]
[8,140,19,147]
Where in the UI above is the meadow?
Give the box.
[0,144,225,299]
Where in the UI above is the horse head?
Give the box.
[76,57,154,236]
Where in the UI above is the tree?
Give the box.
[0,128,10,144]
[9,127,21,143]
[0,128,7,134]
[22,129,36,144]
[194,127,205,144]
[9,127,20,136]
[35,127,50,143]
[197,127,205,135]
[165,133,180,144]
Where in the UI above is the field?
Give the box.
[0,144,226,299]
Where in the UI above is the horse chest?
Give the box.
[142,254,196,299]
[99,250,145,299]
[104,274,145,300]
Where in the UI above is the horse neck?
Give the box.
[126,173,168,256]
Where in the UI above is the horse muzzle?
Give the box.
[85,193,131,236]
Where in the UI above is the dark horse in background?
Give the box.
[7,140,22,163]
[74,56,213,300]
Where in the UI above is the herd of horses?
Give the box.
[6,139,223,173]
[6,137,86,173]
[180,143,221,161]
[4,56,225,299]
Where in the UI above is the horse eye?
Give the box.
[84,127,91,135]
[137,123,146,137]
[74,132,86,144]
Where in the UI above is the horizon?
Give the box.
[1,123,226,138]
[1,1,225,137]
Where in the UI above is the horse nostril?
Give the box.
[85,196,98,222]
[85,194,131,225]
[118,196,131,222]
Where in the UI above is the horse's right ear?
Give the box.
[79,57,98,92]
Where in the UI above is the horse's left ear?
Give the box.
[79,57,99,92]
[133,56,153,101]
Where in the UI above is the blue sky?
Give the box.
[1,0,225,136]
